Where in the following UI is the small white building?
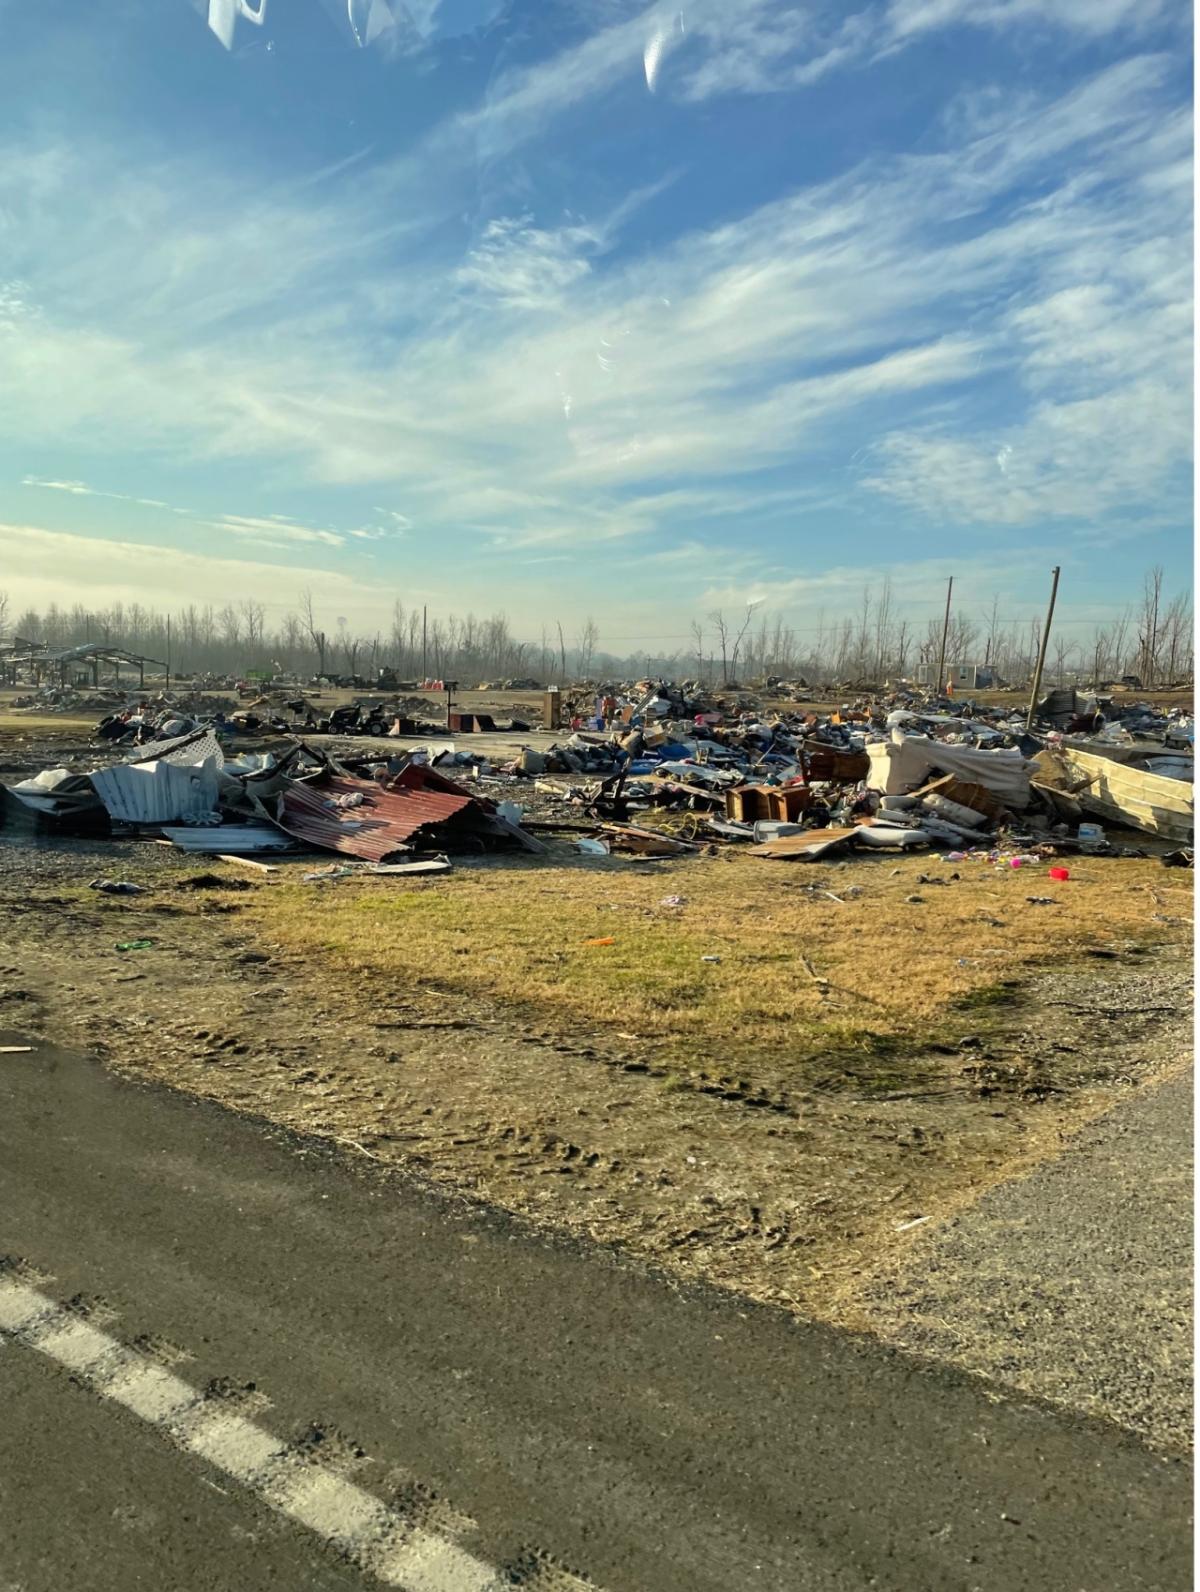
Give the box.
[913,662,994,690]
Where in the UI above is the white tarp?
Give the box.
[866,730,1035,807]
[12,768,74,794]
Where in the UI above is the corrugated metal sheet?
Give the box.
[129,728,226,769]
[274,773,475,861]
[91,757,221,825]
[161,824,294,853]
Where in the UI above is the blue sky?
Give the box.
[0,0,1192,646]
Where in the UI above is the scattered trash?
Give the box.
[89,879,145,895]
[301,857,453,882]
[0,1046,34,1054]
[1047,866,1071,881]
[895,1215,931,1232]
[115,938,156,951]
[583,936,616,946]
[1025,897,1056,906]
[659,894,687,907]
[701,954,722,963]
[0,675,1190,875]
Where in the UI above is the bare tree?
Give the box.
[893,618,910,679]
[729,601,762,684]
[280,610,304,670]
[707,609,731,683]
[1136,565,1164,686]
[298,589,328,677]
[576,616,599,680]
[336,616,361,677]
[217,604,242,647]
[945,613,978,669]
[872,577,893,680]
[1052,633,1077,686]
[7,567,1186,693]
[854,584,872,677]
[0,589,9,638]
[1160,590,1192,684]
[1108,609,1131,681]
[240,599,265,658]
[982,594,1001,672]
[689,619,704,681]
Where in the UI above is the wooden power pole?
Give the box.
[934,576,953,694]
[1025,566,1061,731]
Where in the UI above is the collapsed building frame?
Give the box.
[0,641,169,691]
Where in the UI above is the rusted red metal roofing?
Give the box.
[274,771,477,861]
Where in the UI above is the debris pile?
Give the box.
[494,689,1193,856]
[0,730,543,867]
[2,680,1191,868]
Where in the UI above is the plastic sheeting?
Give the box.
[866,730,1036,807]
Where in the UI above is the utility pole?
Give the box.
[166,614,171,692]
[421,605,428,684]
[1025,565,1061,731]
[934,576,953,694]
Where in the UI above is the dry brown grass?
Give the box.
[0,713,96,734]
[248,848,1191,1075]
[4,837,1189,1328]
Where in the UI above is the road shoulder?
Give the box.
[856,1062,1194,1452]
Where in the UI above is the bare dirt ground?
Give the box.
[0,804,1190,1332]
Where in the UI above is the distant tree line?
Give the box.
[0,568,1190,689]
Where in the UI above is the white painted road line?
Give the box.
[0,1273,594,1591]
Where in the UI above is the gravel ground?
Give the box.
[858,1057,1194,1451]
[0,830,206,888]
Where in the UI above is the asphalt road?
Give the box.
[0,1035,1190,1592]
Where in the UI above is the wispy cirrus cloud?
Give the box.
[883,0,1168,45]
[455,0,1177,142]
[0,35,1188,592]
[23,475,175,511]
[212,513,347,549]
[455,215,600,310]
[0,520,375,622]
[19,478,402,553]
[372,507,413,529]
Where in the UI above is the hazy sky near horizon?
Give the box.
[0,0,1192,646]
